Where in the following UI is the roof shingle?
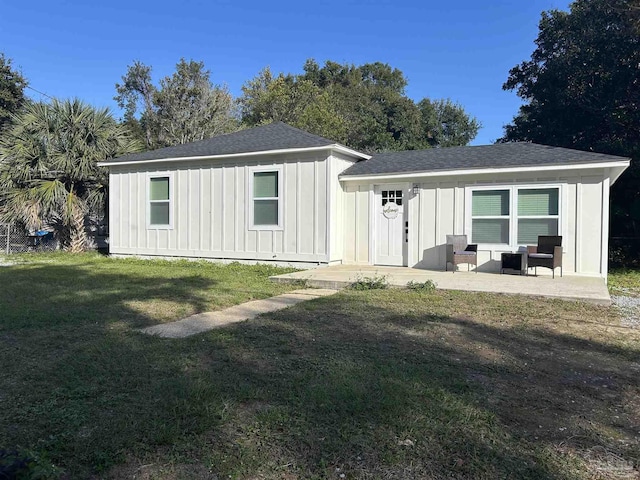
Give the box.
[341,142,629,177]
[109,122,336,163]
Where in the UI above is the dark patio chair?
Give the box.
[527,235,563,278]
[445,235,477,272]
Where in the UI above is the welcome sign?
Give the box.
[383,202,400,219]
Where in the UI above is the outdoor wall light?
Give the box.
[412,185,420,195]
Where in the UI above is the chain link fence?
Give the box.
[0,224,58,254]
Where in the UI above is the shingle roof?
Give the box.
[109,122,336,163]
[341,142,630,177]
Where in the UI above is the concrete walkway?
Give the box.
[140,288,338,338]
[270,265,611,305]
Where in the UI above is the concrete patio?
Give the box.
[270,265,611,305]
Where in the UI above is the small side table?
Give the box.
[501,252,526,275]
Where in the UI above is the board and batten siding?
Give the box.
[342,184,373,264]
[341,167,612,277]
[109,151,333,263]
[328,152,359,263]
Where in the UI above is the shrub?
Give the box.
[406,279,437,292]
[350,275,389,290]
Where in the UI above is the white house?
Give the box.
[99,122,630,278]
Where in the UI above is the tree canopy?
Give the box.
[0,53,28,132]
[500,0,640,236]
[239,60,480,153]
[114,59,238,150]
[0,99,141,251]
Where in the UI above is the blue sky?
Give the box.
[2,0,571,145]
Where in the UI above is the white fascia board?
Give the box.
[609,163,631,185]
[339,160,631,182]
[98,144,369,167]
[333,144,371,160]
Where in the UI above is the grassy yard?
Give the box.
[1,254,639,479]
[609,268,640,297]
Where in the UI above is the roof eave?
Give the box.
[98,144,369,167]
[609,162,631,185]
[339,160,631,182]
[333,144,372,160]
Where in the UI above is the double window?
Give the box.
[148,175,172,228]
[470,186,560,245]
[250,167,283,229]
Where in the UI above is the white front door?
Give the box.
[375,184,408,266]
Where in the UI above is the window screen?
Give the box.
[472,190,509,216]
[518,188,558,216]
[517,218,559,244]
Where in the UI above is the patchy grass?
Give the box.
[1,254,639,479]
[609,268,640,297]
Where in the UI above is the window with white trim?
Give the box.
[471,189,510,244]
[516,188,559,244]
[148,176,172,228]
[250,168,282,229]
[469,186,560,246]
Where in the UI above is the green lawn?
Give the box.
[1,254,639,479]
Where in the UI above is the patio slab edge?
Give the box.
[269,270,611,306]
[270,276,353,290]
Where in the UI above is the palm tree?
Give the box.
[0,99,141,252]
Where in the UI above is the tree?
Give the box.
[0,53,28,132]
[114,59,238,149]
[0,99,141,252]
[114,61,156,148]
[238,67,348,143]
[301,60,427,152]
[500,0,640,238]
[239,59,480,153]
[154,59,237,145]
[419,99,481,148]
